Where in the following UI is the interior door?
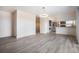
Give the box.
[36,16,40,34]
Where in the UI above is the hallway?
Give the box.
[0,33,78,53]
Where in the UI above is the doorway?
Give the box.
[36,16,40,34]
[49,20,56,33]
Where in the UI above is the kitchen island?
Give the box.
[56,27,76,36]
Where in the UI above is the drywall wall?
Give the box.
[0,11,12,38]
[40,17,49,33]
[16,10,36,38]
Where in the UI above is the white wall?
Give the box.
[40,17,49,33]
[16,10,36,38]
[0,11,12,38]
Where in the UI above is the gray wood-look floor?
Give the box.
[0,33,79,53]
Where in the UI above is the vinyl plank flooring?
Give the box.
[0,33,79,53]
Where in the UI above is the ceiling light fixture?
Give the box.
[40,7,48,17]
[42,7,46,9]
[40,14,48,17]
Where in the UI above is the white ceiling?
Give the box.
[0,6,77,16]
